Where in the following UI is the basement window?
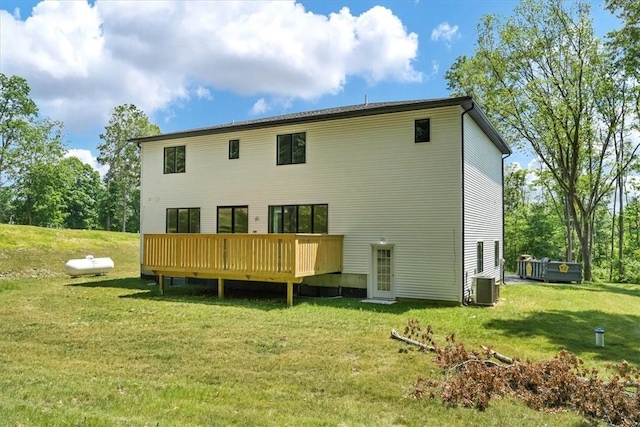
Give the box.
[164,146,186,173]
[166,208,200,233]
[415,118,430,143]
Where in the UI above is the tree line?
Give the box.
[0,74,159,232]
[446,0,639,281]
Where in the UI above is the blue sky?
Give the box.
[0,0,619,174]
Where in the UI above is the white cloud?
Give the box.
[250,98,270,115]
[526,157,542,172]
[195,86,212,100]
[507,157,543,187]
[430,60,440,77]
[65,149,109,177]
[431,22,460,45]
[1,1,421,134]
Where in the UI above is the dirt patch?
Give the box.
[503,274,539,285]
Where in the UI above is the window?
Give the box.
[477,241,484,273]
[494,241,500,267]
[415,118,430,143]
[166,208,200,233]
[217,206,248,233]
[164,146,186,173]
[229,139,239,159]
[269,204,328,233]
[277,132,306,165]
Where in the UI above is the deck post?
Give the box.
[286,281,293,306]
[218,278,224,299]
[158,275,164,295]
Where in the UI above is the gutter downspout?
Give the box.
[461,102,475,306]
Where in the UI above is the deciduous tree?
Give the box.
[0,74,37,187]
[97,104,160,232]
[446,0,638,280]
[61,156,103,230]
[9,119,67,227]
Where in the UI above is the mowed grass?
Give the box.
[0,224,139,279]
[1,225,638,425]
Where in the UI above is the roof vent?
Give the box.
[364,94,368,105]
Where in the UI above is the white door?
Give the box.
[372,246,394,299]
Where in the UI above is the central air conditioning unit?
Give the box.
[473,276,498,305]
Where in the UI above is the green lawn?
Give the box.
[1,225,637,425]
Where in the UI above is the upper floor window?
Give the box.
[166,208,200,233]
[269,204,328,233]
[164,146,186,173]
[415,118,430,143]
[277,132,306,165]
[217,206,248,233]
[229,139,239,159]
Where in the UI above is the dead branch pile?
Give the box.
[392,319,640,426]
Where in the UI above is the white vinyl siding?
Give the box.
[463,113,504,300]
[141,106,464,302]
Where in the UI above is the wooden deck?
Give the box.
[143,233,344,305]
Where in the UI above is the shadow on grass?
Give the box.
[67,276,434,313]
[124,287,429,313]
[514,282,640,299]
[485,309,640,365]
[66,277,151,291]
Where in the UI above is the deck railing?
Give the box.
[143,233,344,283]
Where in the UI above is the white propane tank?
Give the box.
[65,255,114,277]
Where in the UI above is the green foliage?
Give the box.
[607,0,640,84]
[8,119,68,227]
[0,73,38,185]
[503,165,566,270]
[447,0,637,281]
[97,104,160,232]
[61,157,103,230]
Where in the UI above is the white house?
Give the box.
[133,96,511,304]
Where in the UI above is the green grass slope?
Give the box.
[0,224,140,279]
[2,224,638,425]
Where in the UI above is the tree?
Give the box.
[61,157,103,230]
[445,0,638,280]
[606,0,640,94]
[606,0,640,281]
[9,119,67,227]
[503,164,529,269]
[97,104,160,232]
[0,74,38,188]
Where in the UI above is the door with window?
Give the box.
[372,246,394,299]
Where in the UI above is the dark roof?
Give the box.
[132,96,511,154]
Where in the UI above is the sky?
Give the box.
[0,0,621,176]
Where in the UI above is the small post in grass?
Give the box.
[287,281,293,306]
[218,278,224,299]
[595,327,605,347]
[158,275,164,295]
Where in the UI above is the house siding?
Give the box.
[462,113,504,300]
[141,106,463,302]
